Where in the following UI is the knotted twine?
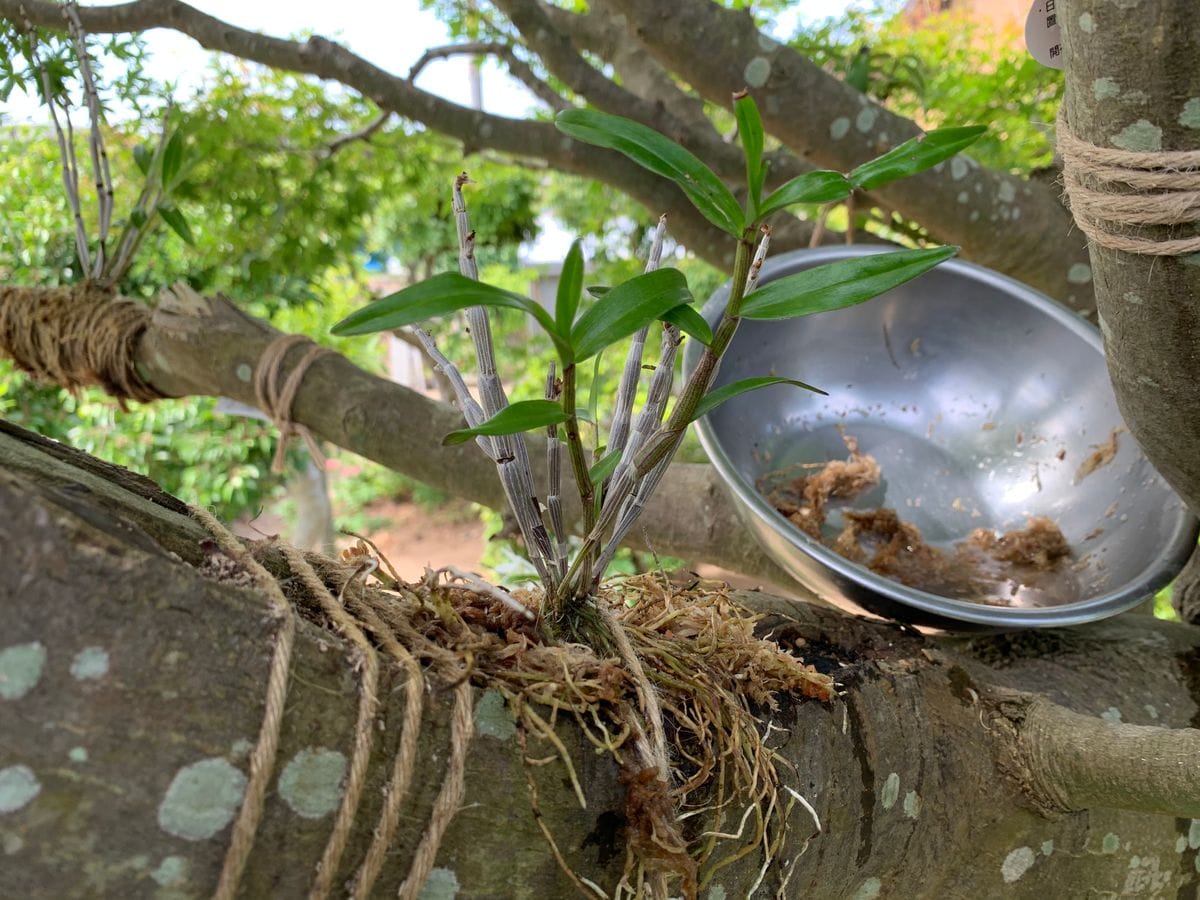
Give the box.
[1057,109,1200,256]
[0,284,165,404]
[253,333,334,473]
[191,506,468,900]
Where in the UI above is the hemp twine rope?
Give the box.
[191,506,479,899]
[0,284,165,404]
[253,333,334,473]
[1057,109,1200,256]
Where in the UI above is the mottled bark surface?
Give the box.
[1062,0,1200,515]
[4,422,1200,898]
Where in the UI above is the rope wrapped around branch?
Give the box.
[0,283,165,404]
[253,333,334,472]
[1057,109,1200,256]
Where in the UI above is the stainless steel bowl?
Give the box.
[686,246,1197,630]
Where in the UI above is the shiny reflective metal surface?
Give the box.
[686,246,1197,630]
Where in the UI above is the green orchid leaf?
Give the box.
[157,205,194,246]
[692,376,827,422]
[442,399,568,446]
[556,240,585,332]
[132,143,153,176]
[848,125,987,191]
[331,271,570,359]
[733,91,766,208]
[661,303,713,346]
[570,267,694,362]
[589,448,622,486]
[741,246,958,320]
[161,130,185,186]
[758,171,852,220]
[556,108,744,235]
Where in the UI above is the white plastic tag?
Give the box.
[1025,0,1064,70]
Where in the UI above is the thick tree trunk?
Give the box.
[4,420,1200,898]
[1061,0,1200,514]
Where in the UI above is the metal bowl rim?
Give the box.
[686,246,1199,627]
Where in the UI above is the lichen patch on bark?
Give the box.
[0,642,46,700]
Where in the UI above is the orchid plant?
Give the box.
[332,91,982,635]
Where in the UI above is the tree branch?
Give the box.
[407,40,569,113]
[323,109,391,158]
[1008,695,1200,817]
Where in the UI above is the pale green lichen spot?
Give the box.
[474,689,516,741]
[1001,847,1036,883]
[1102,832,1121,854]
[1180,99,1200,130]
[957,191,970,204]
[706,887,727,900]
[1175,835,1188,854]
[158,758,247,841]
[418,866,460,900]
[1111,120,1162,152]
[235,363,253,383]
[1181,253,1200,268]
[997,181,1016,204]
[852,877,882,900]
[1101,706,1122,723]
[1143,704,1158,720]
[71,646,110,681]
[278,748,347,819]
[69,746,88,764]
[229,738,253,761]
[950,157,969,181]
[856,107,878,134]
[1078,12,1096,33]
[830,118,851,141]
[1067,263,1092,285]
[0,765,41,813]
[903,790,921,819]
[151,855,190,888]
[881,772,900,810]
[1188,819,1200,850]
[1093,78,1120,101]
[2,831,23,855]
[1123,291,1144,305]
[744,57,771,89]
[1041,839,1054,857]
[0,642,46,701]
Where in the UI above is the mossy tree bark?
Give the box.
[1061,1,1200,516]
[3,421,1200,898]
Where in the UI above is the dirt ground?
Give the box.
[356,498,487,581]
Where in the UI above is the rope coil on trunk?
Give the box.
[1057,109,1200,256]
[0,283,165,404]
[253,333,334,472]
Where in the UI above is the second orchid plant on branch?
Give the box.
[332,91,982,638]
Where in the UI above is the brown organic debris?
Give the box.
[764,433,880,540]
[762,436,1076,607]
[1075,426,1125,482]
